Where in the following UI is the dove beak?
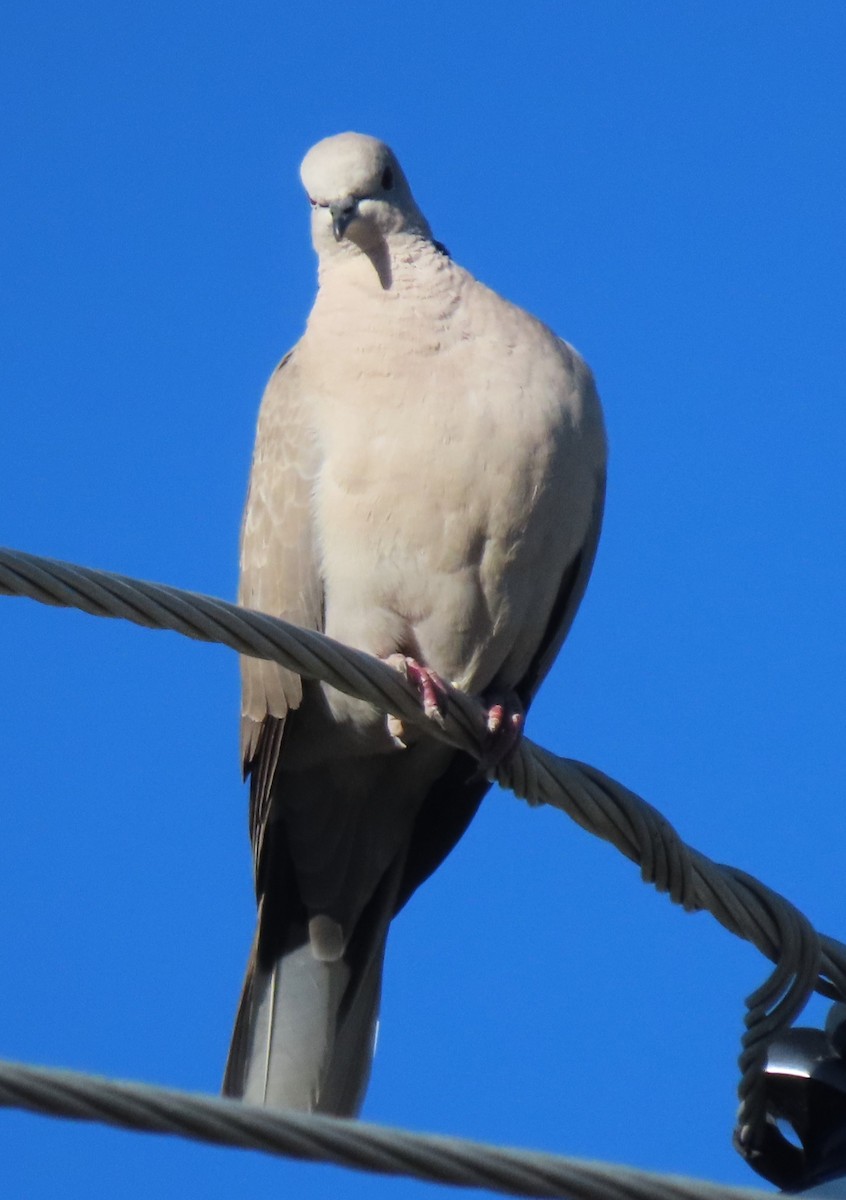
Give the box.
[329,198,358,242]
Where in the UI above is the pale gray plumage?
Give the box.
[223,132,607,1115]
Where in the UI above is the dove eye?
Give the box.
[381,167,394,191]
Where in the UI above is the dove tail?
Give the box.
[223,906,387,1116]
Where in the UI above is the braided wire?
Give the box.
[1,544,844,1167]
[0,1061,771,1200]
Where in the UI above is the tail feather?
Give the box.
[317,946,383,1115]
[223,923,386,1115]
[224,792,411,1115]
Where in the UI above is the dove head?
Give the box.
[300,133,432,257]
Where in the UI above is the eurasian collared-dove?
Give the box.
[223,132,607,1116]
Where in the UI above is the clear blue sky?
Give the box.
[1,3,845,1197]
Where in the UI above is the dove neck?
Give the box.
[316,235,448,295]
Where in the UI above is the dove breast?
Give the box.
[293,247,605,737]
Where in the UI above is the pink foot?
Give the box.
[384,655,450,746]
[480,691,525,771]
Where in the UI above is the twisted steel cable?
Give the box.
[0,1060,771,1200]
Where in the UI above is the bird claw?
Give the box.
[386,713,408,749]
[382,659,522,774]
[384,655,450,745]
[480,692,525,772]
